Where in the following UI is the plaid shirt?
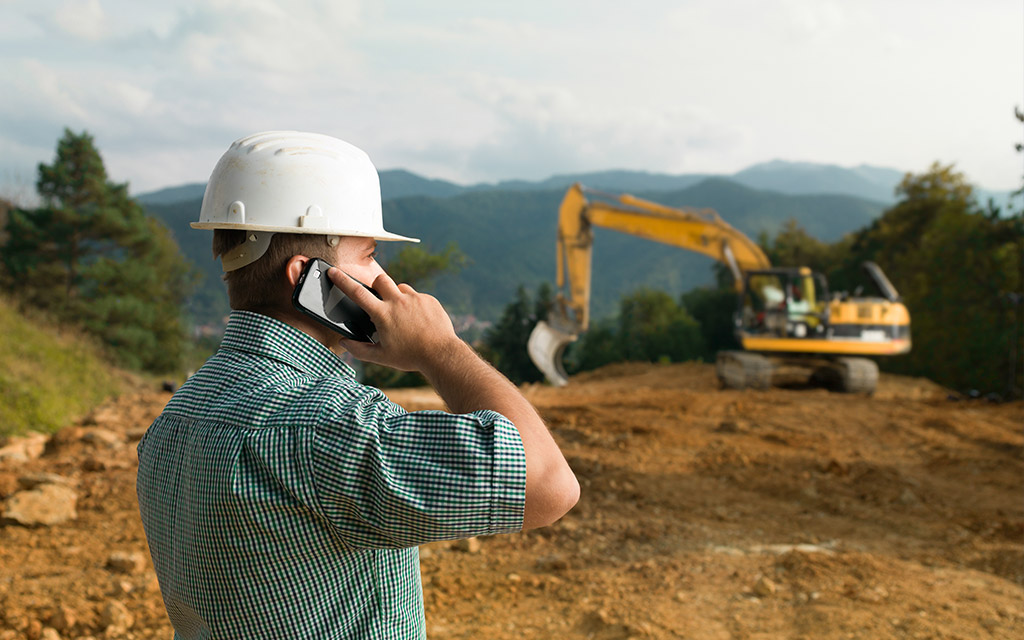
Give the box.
[137,311,526,639]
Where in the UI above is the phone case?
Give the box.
[292,258,378,342]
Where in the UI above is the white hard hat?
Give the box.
[192,131,418,271]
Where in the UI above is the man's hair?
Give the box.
[213,230,338,311]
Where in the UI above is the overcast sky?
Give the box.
[1,0,1021,200]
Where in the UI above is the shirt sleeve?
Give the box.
[309,386,527,549]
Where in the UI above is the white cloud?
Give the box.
[106,80,154,116]
[166,0,364,76]
[52,0,107,41]
[4,58,91,124]
[0,0,1020,195]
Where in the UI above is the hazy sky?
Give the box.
[1,0,1021,199]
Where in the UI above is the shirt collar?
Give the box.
[219,310,356,379]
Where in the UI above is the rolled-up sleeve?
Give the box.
[309,389,527,549]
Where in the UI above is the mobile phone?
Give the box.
[292,258,379,342]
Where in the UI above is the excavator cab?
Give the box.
[740,268,828,339]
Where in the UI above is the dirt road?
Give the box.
[1,362,1022,639]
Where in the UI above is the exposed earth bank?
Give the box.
[1,362,1022,639]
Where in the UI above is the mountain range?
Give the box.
[136,160,1013,329]
[138,160,911,205]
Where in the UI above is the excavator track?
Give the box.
[716,351,773,390]
[717,353,879,394]
[835,357,879,394]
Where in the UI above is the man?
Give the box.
[136,131,579,639]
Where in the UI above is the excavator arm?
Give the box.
[530,184,771,385]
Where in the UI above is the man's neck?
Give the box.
[251,305,345,356]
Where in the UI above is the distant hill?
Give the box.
[136,183,206,206]
[378,169,465,199]
[469,170,713,195]
[145,177,885,327]
[732,160,903,203]
[136,170,467,205]
[136,162,902,206]
[136,161,1014,208]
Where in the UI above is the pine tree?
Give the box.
[2,129,197,372]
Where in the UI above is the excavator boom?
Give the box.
[532,184,770,385]
[555,184,770,331]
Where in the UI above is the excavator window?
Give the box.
[743,274,788,336]
[742,272,829,338]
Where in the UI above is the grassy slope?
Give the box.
[0,296,136,438]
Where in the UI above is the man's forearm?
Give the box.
[421,340,579,529]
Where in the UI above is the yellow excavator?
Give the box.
[527,184,912,394]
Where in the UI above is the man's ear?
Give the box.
[285,255,310,288]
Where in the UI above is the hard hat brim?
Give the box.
[189,221,419,243]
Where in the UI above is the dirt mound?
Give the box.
[2,363,1022,639]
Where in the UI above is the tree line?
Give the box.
[3,129,1020,400]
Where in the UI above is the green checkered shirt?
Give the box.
[137,311,526,639]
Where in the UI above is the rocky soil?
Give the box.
[1,362,1022,639]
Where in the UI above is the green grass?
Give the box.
[0,296,135,438]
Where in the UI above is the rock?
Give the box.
[753,576,777,597]
[82,457,107,472]
[81,428,123,448]
[18,473,73,490]
[49,605,76,632]
[100,600,134,632]
[0,472,17,497]
[82,406,119,427]
[126,428,149,442]
[25,618,42,640]
[859,585,890,603]
[0,432,48,464]
[898,488,920,505]
[3,484,78,526]
[822,459,849,476]
[558,517,579,532]
[453,537,481,553]
[715,420,741,433]
[106,551,147,575]
[535,554,570,572]
[40,629,61,640]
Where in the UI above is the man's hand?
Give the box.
[328,268,461,373]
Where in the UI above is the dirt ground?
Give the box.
[1,362,1022,639]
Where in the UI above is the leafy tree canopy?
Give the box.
[384,242,467,288]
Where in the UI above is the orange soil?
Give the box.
[2,362,1022,639]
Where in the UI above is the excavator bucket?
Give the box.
[528,320,578,387]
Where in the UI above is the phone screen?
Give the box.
[292,258,378,342]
